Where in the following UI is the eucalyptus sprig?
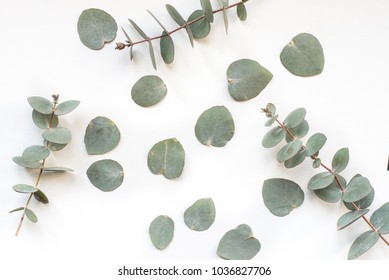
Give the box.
[10,95,79,236]
[115,0,250,69]
[261,103,389,259]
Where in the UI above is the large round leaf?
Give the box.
[184,198,216,231]
[227,59,273,101]
[86,159,124,192]
[131,75,167,107]
[188,10,211,39]
[42,127,72,145]
[149,215,174,250]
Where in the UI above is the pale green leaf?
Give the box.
[148,41,157,70]
[25,208,38,223]
[43,167,74,172]
[237,3,247,21]
[332,148,349,173]
[370,202,389,234]
[307,172,334,190]
[314,175,346,203]
[306,133,327,157]
[160,32,175,64]
[12,184,38,194]
[45,141,67,152]
[28,96,52,115]
[264,103,276,117]
[34,189,49,204]
[344,186,375,211]
[276,140,303,163]
[12,156,42,169]
[284,149,306,168]
[343,176,373,203]
[285,120,309,142]
[262,127,286,148]
[348,230,379,260]
[32,110,58,129]
[87,159,124,192]
[264,114,278,127]
[312,158,321,168]
[22,145,50,162]
[42,127,71,145]
[149,215,174,250]
[283,108,306,129]
[9,207,25,213]
[166,4,186,26]
[54,100,80,116]
[188,10,211,39]
[184,198,216,231]
[131,75,167,107]
[337,209,369,231]
[147,10,169,33]
[200,0,214,23]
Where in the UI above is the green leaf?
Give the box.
[147,10,169,33]
[237,3,247,21]
[262,127,285,148]
[227,59,273,101]
[34,189,49,204]
[262,178,304,217]
[280,33,325,77]
[12,156,42,169]
[148,41,157,70]
[131,75,167,107]
[306,133,327,157]
[195,106,235,147]
[184,198,216,231]
[314,175,346,203]
[217,0,229,34]
[343,176,373,203]
[12,184,38,194]
[32,110,58,129]
[332,148,349,173]
[42,127,71,145]
[121,27,134,60]
[9,207,25,213]
[348,230,379,260]
[307,172,334,190]
[45,141,67,152]
[25,208,38,223]
[54,100,80,116]
[200,0,214,23]
[147,138,185,179]
[185,25,195,47]
[285,120,309,143]
[218,0,229,6]
[264,103,276,117]
[28,96,52,115]
[188,10,211,39]
[312,158,321,168]
[276,140,303,163]
[22,145,50,162]
[43,167,74,172]
[149,215,174,250]
[86,159,124,192]
[337,209,369,231]
[370,202,389,234]
[264,115,278,127]
[84,116,121,155]
[166,4,186,26]
[160,32,175,64]
[284,149,306,168]
[283,108,306,129]
[217,224,261,260]
[344,186,375,211]
[77,8,117,50]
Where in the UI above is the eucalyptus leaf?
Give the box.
[22,145,50,162]
[148,41,157,70]
[195,106,235,147]
[54,100,80,116]
[276,140,303,163]
[34,189,49,204]
[45,141,67,152]
[337,209,369,231]
[344,186,375,211]
[285,120,309,143]
[185,25,195,48]
[221,7,228,34]
[284,149,306,169]
[147,138,185,179]
[227,59,273,101]
[25,208,38,223]
[264,103,276,117]
[332,148,349,173]
[262,178,304,217]
[32,110,58,129]
[188,10,211,39]
[84,116,121,155]
[149,215,174,250]
[43,167,74,172]
[200,0,214,23]
[370,202,389,234]
[343,176,373,203]
[314,175,346,203]
[184,198,216,231]
[160,32,175,64]
[217,0,229,7]
[87,159,124,192]
[147,10,169,33]
[217,224,261,260]
[77,8,118,50]
[312,158,321,168]
[9,207,25,213]
[12,184,38,194]
[306,133,327,157]
[280,33,325,77]
[307,172,334,191]
[237,3,247,21]
[42,127,71,145]
[12,156,42,169]
[283,108,306,129]
[28,96,53,115]
[348,230,379,260]
[264,115,278,127]
[262,127,286,148]
[131,75,167,107]
[166,4,186,26]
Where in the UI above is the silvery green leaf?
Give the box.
[54,100,80,116]
[306,133,327,157]
[370,202,389,234]
[148,41,157,70]
[147,10,169,33]
[32,110,58,129]
[149,215,174,250]
[22,145,50,162]
[166,4,186,26]
[280,33,325,77]
[348,230,379,260]
[87,159,124,192]
[12,156,42,169]
[45,141,67,152]
[332,148,349,173]
[227,59,273,102]
[276,140,302,163]
[283,108,306,129]
[84,116,121,155]
[188,10,211,39]
[344,186,375,211]
[34,189,49,204]
[195,106,235,147]
[25,208,38,223]
[262,178,304,217]
[285,120,309,143]
[184,198,216,231]
[9,207,25,213]
[264,114,278,127]
[221,9,228,34]
[217,0,229,7]
[131,75,167,107]
[312,158,321,168]
[314,175,346,203]
[337,209,369,231]
[42,127,71,144]
[12,184,38,194]
[217,224,261,260]
[28,96,53,115]
[343,176,373,203]
[200,0,214,23]
[265,103,276,117]
[160,32,175,64]
[147,138,185,179]
[237,3,247,21]
[284,149,306,168]
[262,127,285,148]
[77,8,117,50]
[185,25,195,47]
[121,27,134,60]
[308,172,334,190]
[43,167,74,172]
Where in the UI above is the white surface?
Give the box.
[1,0,389,277]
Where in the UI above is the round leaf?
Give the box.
[25,208,38,223]
[86,159,124,192]
[147,138,185,179]
[149,215,174,250]
[314,175,346,203]
[84,116,121,155]
[12,184,38,194]
[283,108,306,129]
[160,32,175,64]
[264,114,278,127]
[28,96,53,115]
[42,127,71,145]
[370,202,389,234]
[337,209,369,231]
[54,100,80,116]
[276,140,303,163]
[284,149,306,168]
[12,156,42,169]
[227,59,273,101]
[217,224,261,260]
[184,198,216,231]
[348,230,379,260]
[188,10,211,39]
[77,8,118,50]
[308,172,334,190]
[343,176,373,203]
[306,133,327,157]
[195,106,235,147]
[45,141,67,152]
[344,187,375,211]
[131,75,167,107]
[32,110,58,129]
[332,148,349,173]
[285,120,309,143]
[280,33,325,77]
[237,3,247,21]
[22,145,50,162]
[34,189,49,204]
[262,127,286,148]
[262,178,304,217]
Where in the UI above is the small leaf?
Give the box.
[337,209,370,231]
[314,175,346,203]
[12,184,38,194]
[87,159,124,192]
[54,100,80,116]
[264,103,276,117]
[195,106,235,147]
[217,224,261,260]
[28,96,52,115]
[188,10,211,39]
[276,140,303,163]
[306,133,327,157]
[147,138,185,179]
[284,149,306,168]
[148,41,157,70]
[348,230,379,260]
[332,148,349,173]
[9,207,25,213]
[77,8,118,50]
[221,8,229,34]
[283,108,306,129]
[12,156,42,169]
[149,215,174,250]
[160,32,175,64]
[32,110,58,129]
[184,198,216,231]
[264,115,278,127]
[45,141,67,152]
[312,158,321,168]
[343,176,373,203]
[22,145,50,162]
[34,189,49,204]
[25,208,38,223]
[285,120,309,143]
[200,0,214,23]
[262,127,285,148]
[370,202,389,234]
[84,116,121,155]
[131,75,167,107]
[307,172,334,190]
[147,10,169,33]
[344,186,375,211]
[42,127,72,145]
[237,3,247,21]
[43,167,74,172]
[280,33,325,77]
[227,59,273,101]
[185,25,195,48]
[166,4,186,26]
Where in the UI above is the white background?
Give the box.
[1,0,389,278]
